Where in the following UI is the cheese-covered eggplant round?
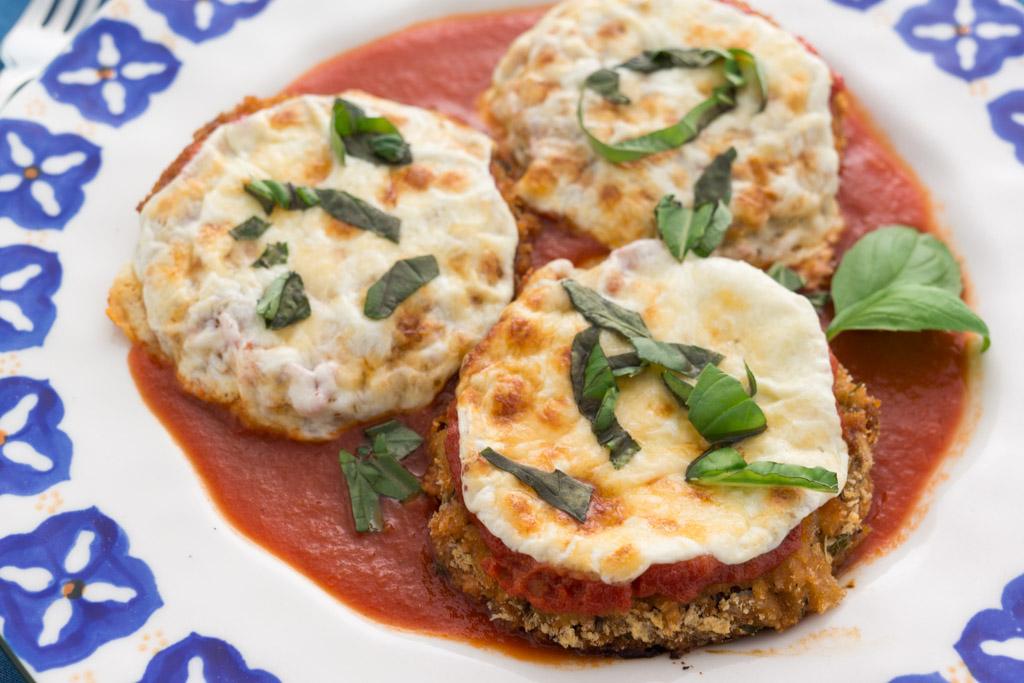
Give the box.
[126,92,518,440]
[482,0,841,283]
[456,240,848,583]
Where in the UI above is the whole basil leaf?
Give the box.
[827,226,989,349]
[687,364,767,445]
[256,271,311,330]
[630,337,721,377]
[365,420,423,460]
[315,189,401,243]
[831,225,962,313]
[584,68,630,104]
[767,263,804,291]
[364,255,439,320]
[686,447,838,493]
[562,280,650,339]
[481,447,593,523]
[570,327,640,468]
[230,215,272,241]
[339,450,383,533]
[252,242,288,268]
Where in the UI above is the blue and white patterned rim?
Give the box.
[0,0,1020,680]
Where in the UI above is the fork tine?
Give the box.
[9,0,56,33]
[66,0,101,35]
[47,0,79,31]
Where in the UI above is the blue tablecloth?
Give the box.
[1,2,34,680]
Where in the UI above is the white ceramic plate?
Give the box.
[0,0,1022,680]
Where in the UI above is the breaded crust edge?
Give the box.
[425,361,878,656]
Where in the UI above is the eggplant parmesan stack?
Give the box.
[427,241,878,654]
[482,0,845,287]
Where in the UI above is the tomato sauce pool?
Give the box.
[128,6,971,657]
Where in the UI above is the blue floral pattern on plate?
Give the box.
[890,674,948,683]
[138,632,280,682]
[829,0,886,10]
[146,0,271,43]
[41,19,180,127]
[0,120,100,230]
[895,0,1024,81]
[989,90,1024,164]
[0,376,72,497]
[955,573,1024,682]
[0,246,62,352]
[0,508,162,672]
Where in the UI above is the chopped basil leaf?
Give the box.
[229,215,272,241]
[686,447,838,493]
[245,179,320,214]
[607,351,645,377]
[561,280,651,339]
[331,98,412,166]
[694,147,737,206]
[360,448,421,501]
[584,68,630,104]
[365,419,423,460]
[621,48,724,73]
[570,327,640,468]
[578,49,764,163]
[655,148,736,260]
[827,225,989,350]
[687,364,767,445]
[256,271,311,330]
[481,447,593,523]
[252,242,289,268]
[630,337,721,378]
[364,255,439,320]
[744,360,757,397]
[767,262,805,291]
[315,188,401,243]
[662,371,694,406]
[340,450,383,533]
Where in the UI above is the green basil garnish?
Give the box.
[744,361,758,397]
[686,363,766,445]
[655,148,736,261]
[630,337,721,378]
[766,262,804,291]
[561,279,651,339]
[245,179,321,214]
[584,68,630,104]
[578,49,765,163]
[685,447,838,493]
[361,446,421,501]
[256,271,311,330]
[607,351,645,377]
[340,450,383,533]
[480,447,593,523]
[315,188,401,243]
[331,98,412,166]
[826,225,989,350]
[662,371,694,406]
[365,419,423,460]
[229,215,271,241]
[364,255,439,320]
[620,48,724,73]
[252,242,288,268]
[571,327,640,468]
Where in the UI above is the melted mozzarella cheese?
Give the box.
[457,240,847,583]
[482,0,841,284]
[132,92,518,440]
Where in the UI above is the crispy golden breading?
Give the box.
[426,362,878,655]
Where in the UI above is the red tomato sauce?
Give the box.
[129,5,971,655]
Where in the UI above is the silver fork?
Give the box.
[0,0,103,111]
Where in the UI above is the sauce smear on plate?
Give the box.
[130,6,971,653]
